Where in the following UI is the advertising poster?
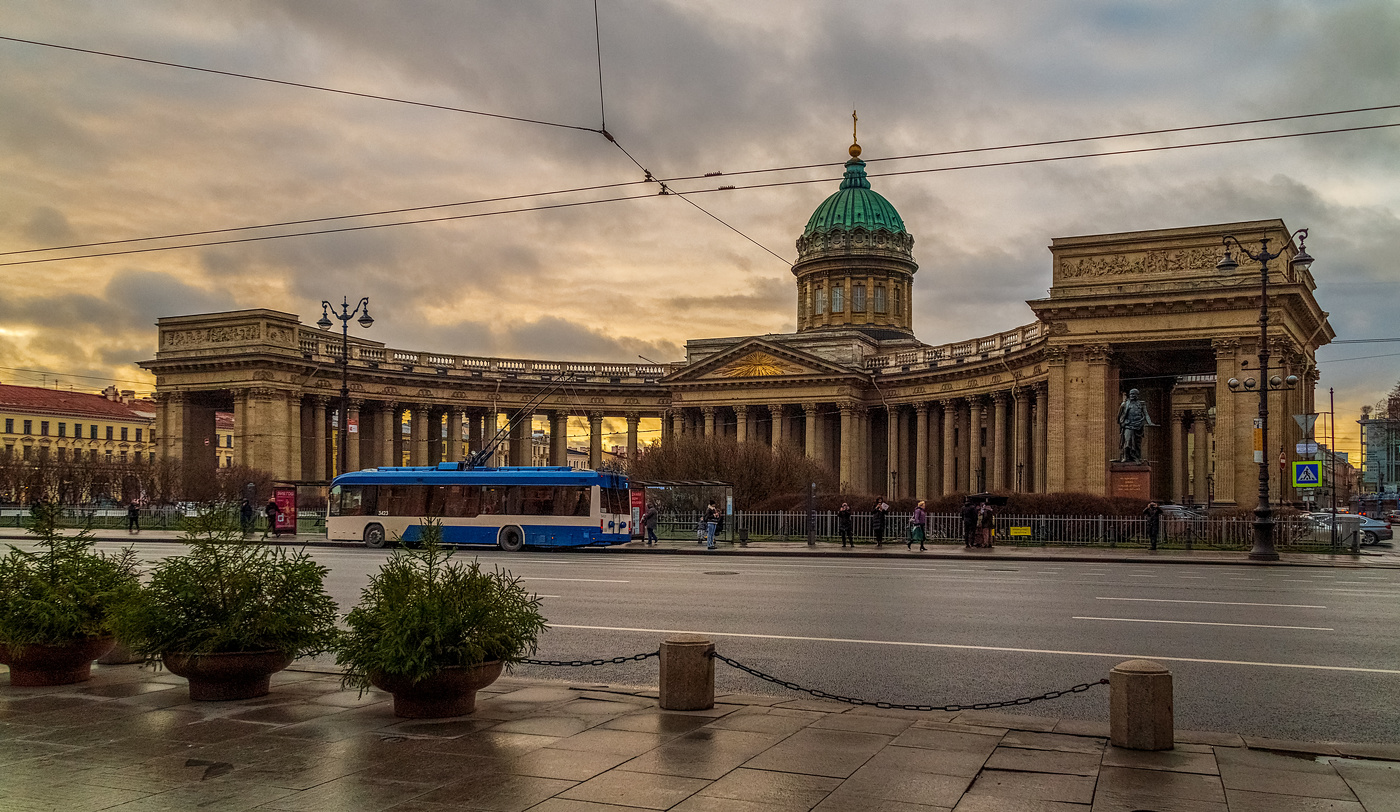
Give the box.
[273,486,298,533]
[630,489,645,539]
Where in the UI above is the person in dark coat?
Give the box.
[1143,501,1164,550]
[960,499,979,547]
[126,502,140,534]
[239,498,255,536]
[264,497,281,538]
[976,502,995,547]
[643,503,659,545]
[872,497,889,546]
[837,502,854,548]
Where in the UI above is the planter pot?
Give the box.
[97,640,145,665]
[371,660,504,718]
[163,650,294,701]
[0,636,116,687]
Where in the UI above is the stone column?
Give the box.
[346,400,362,472]
[839,404,854,491]
[626,412,640,461]
[702,406,716,438]
[854,406,870,493]
[941,399,957,495]
[1044,347,1068,492]
[311,396,328,481]
[1171,410,1186,502]
[380,402,398,467]
[991,392,1008,492]
[735,405,749,444]
[672,409,684,439]
[966,397,982,492]
[1034,383,1049,493]
[914,403,929,500]
[768,404,784,450]
[1192,413,1209,505]
[285,394,302,481]
[550,411,569,466]
[1212,339,1238,506]
[483,407,499,461]
[804,403,819,461]
[661,409,673,445]
[1014,388,1031,493]
[589,412,604,469]
[1084,344,1115,495]
[507,412,530,466]
[446,408,464,462]
[413,408,429,466]
[884,404,900,498]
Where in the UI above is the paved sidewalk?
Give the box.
[3,527,1397,568]
[1,662,1397,811]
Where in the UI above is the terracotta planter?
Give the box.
[0,636,116,687]
[371,660,504,718]
[163,650,294,701]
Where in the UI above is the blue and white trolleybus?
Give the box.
[327,464,632,550]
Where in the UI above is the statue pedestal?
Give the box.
[1110,462,1153,499]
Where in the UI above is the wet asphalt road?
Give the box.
[76,542,1400,744]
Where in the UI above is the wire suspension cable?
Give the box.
[0,35,601,133]
[593,0,606,132]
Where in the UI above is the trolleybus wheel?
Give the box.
[498,526,525,553]
[364,523,387,549]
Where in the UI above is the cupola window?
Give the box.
[893,285,901,318]
[853,284,866,312]
[815,287,827,315]
[874,285,887,314]
[831,285,845,313]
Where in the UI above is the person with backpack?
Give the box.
[643,503,659,545]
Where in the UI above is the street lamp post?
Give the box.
[317,297,374,479]
[1215,229,1313,561]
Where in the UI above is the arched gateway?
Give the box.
[141,144,1332,507]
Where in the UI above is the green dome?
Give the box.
[802,157,906,237]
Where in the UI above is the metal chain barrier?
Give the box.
[520,650,660,668]
[711,651,1108,712]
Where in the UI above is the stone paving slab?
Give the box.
[0,662,1396,811]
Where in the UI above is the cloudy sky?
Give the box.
[1,0,1398,458]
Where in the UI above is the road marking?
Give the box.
[547,625,1400,674]
[1228,577,1263,581]
[1127,575,1157,578]
[521,577,629,583]
[1179,576,1208,579]
[1096,597,1326,609]
[532,595,561,599]
[1074,617,1332,631]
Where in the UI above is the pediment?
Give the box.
[663,338,857,383]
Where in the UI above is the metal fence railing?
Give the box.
[657,510,1341,551]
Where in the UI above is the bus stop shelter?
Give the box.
[630,480,734,541]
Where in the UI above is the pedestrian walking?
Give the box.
[643,502,659,545]
[702,499,719,550]
[960,499,979,547]
[872,497,890,546]
[1143,501,1164,551]
[126,502,140,534]
[975,501,995,548]
[239,498,255,536]
[908,500,927,551]
[837,502,854,547]
[263,497,281,539]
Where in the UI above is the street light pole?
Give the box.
[1215,229,1312,561]
[318,297,374,479]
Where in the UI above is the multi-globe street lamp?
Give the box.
[317,297,374,478]
[1215,229,1313,561]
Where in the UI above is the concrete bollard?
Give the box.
[1110,659,1174,750]
[659,635,714,711]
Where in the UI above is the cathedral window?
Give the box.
[815,287,826,315]
[853,284,866,312]
[831,285,844,313]
[893,284,901,317]
[874,285,887,314]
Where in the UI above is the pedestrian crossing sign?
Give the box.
[1291,461,1322,488]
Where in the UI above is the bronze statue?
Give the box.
[1116,388,1156,463]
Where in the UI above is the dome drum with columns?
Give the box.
[140,135,1334,509]
[793,140,917,337]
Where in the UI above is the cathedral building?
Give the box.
[141,139,1333,507]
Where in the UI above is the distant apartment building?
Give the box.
[0,383,157,465]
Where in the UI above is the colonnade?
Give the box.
[666,383,1050,499]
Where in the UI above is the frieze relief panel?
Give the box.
[1057,247,1219,282]
[163,324,262,348]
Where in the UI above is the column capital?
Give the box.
[625,411,640,422]
[991,391,1008,405]
[767,403,784,415]
[380,400,398,412]
[914,401,929,415]
[1084,343,1113,364]
[312,394,332,407]
[1045,345,1070,367]
[734,404,749,416]
[700,405,716,416]
[588,411,605,422]
[801,401,821,414]
[348,398,364,409]
[1212,337,1241,357]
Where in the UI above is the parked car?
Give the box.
[1310,512,1393,546]
[1159,504,1203,519]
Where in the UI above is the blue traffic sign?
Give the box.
[1292,461,1322,488]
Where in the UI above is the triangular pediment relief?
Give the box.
[663,338,857,383]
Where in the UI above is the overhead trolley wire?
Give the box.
[8,119,1400,269]
[0,35,601,133]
